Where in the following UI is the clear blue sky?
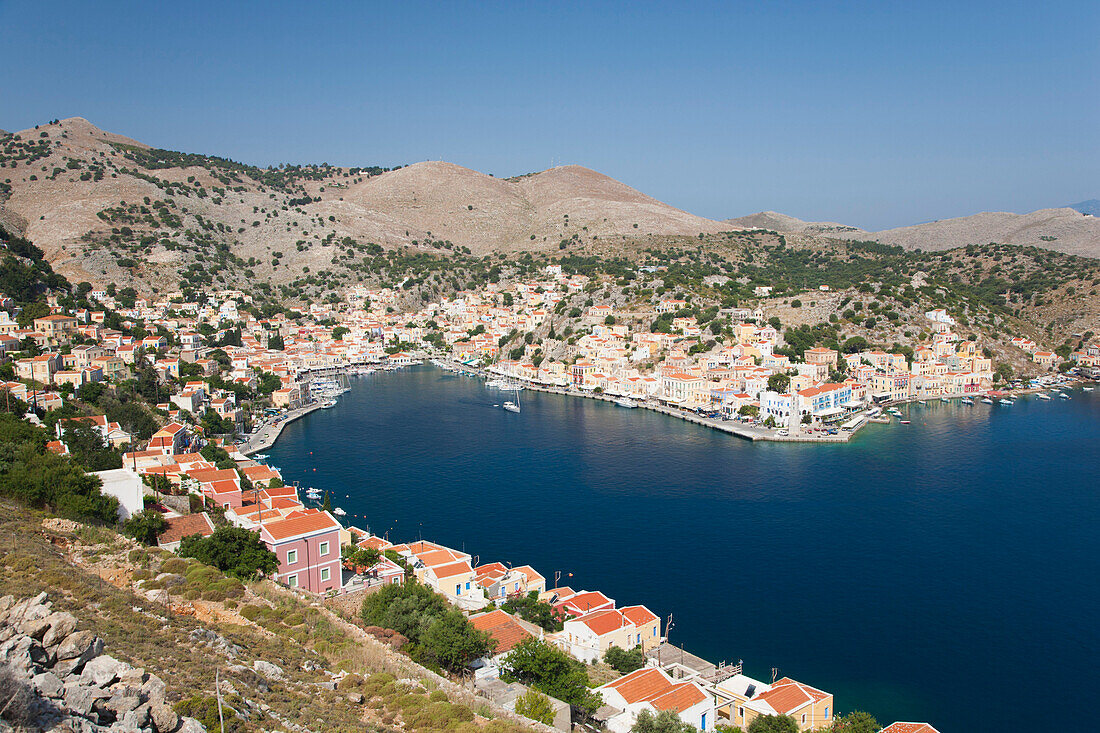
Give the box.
[1,1,1096,229]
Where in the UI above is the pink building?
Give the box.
[259,509,343,594]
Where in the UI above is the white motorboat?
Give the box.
[981,397,994,404]
[615,397,638,408]
[333,507,347,516]
[1037,393,1052,401]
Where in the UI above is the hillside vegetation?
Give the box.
[0,501,537,733]
[2,117,1098,345]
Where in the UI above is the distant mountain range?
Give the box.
[0,117,731,290]
[1067,199,1100,217]
[726,204,1100,258]
[1,116,1098,299]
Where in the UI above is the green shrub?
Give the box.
[173,696,245,732]
[514,688,555,726]
[161,557,188,574]
[239,604,264,621]
[429,689,448,703]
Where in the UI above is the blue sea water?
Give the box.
[268,365,1100,732]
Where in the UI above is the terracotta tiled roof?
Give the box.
[158,513,215,546]
[619,605,658,627]
[512,565,544,584]
[772,678,829,702]
[261,485,298,498]
[574,609,629,636]
[203,479,241,497]
[417,548,466,567]
[649,682,706,713]
[186,468,237,483]
[242,465,279,481]
[469,610,533,654]
[260,509,341,542]
[605,668,671,704]
[753,680,815,714]
[879,724,940,733]
[431,560,473,580]
[355,535,392,551]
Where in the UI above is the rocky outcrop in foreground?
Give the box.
[0,593,204,732]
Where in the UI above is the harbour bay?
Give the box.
[268,364,1100,732]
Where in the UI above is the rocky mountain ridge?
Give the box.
[727,206,1100,257]
[2,116,1098,300]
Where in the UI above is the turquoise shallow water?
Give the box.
[268,365,1100,732]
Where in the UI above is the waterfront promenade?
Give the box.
[437,359,854,443]
[240,401,323,455]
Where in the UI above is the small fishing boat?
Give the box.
[333,507,347,516]
[1083,386,1095,392]
[999,398,1015,405]
[961,398,974,405]
[900,420,911,424]
[981,397,994,404]
[940,397,950,403]
[1037,393,1052,401]
[252,453,269,460]
[1059,393,1070,400]
[320,400,337,409]
[615,397,638,408]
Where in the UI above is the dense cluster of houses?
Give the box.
[1,272,996,732]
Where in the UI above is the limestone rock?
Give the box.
[174,717,207,733]
[149,701,178,732]
[33,670,65,698]
[251,659,284,680]
[19,616,52,640]
[56,629,103,663]
[119,667,146,687]
[42,611,79,647]
[141,673,167,706]
[80,654,127,687]
[0,632,48,671]
[106,692,142,715]
[63,682,111,715]
[121,701,152,729]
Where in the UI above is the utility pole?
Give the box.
[215,668,225,733]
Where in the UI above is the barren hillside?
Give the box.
[728,207,1100,258]
[857,208,1100,256]
[0,118,729,294]
[725,211,867,236]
